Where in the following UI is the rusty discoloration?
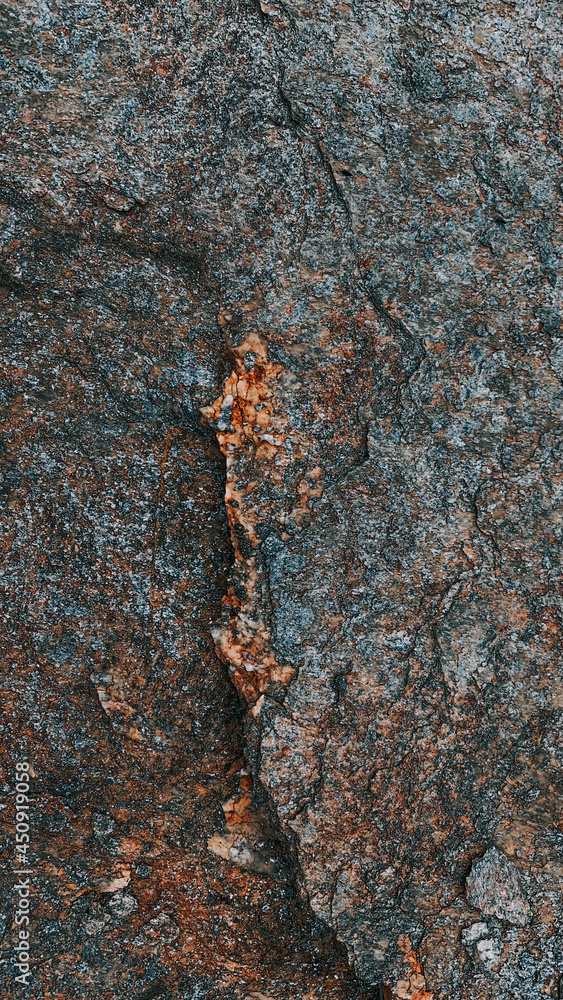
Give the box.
[4,0,563,995]
[394,938,433,1000]
[201,332,303,705]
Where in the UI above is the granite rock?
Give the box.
[2,0,563,998]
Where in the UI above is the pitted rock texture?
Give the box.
[2,0,563,998]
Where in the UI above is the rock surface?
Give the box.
[2,0,563,998]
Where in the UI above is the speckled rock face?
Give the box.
[2,0,563,997]
[0,0,379,996]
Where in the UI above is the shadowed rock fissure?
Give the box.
[201,330,387,991]
[208,426,377,993]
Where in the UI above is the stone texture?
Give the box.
[2,0,563,998]
[465,848,531,929]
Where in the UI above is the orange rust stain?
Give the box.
[200,332,300,706]
[223,790,254,826]
[222,770,257,829]
[392,936,434,1000]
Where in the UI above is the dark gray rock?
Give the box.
[2,0,563,998]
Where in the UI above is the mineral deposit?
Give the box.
[1,0,562,998]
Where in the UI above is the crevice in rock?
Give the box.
[200,360,389,999]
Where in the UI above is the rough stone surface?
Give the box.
[2,0,563,998]
[465,848,531,928]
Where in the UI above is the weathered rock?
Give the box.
[2,0,563,997]
[466,848,531,928]
[0,0,380,996]
[198,2,563,998]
